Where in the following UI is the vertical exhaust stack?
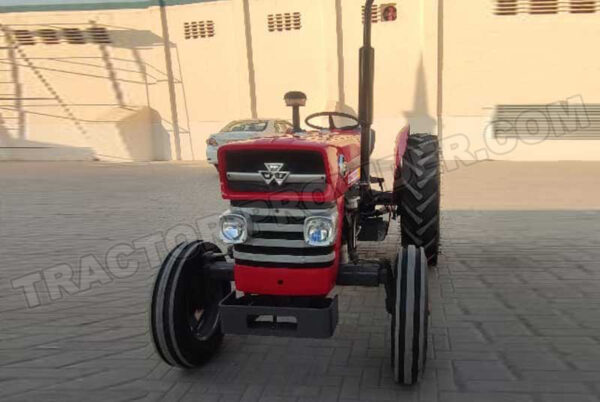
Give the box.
[359,0,375,198]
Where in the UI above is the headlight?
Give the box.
[219,213,248,244]
[206,137,218,146]
[304,215,336,246]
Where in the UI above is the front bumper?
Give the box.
[219,292,339,338]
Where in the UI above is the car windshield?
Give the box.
[221,120,268,132]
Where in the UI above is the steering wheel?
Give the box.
[304,112,360,131]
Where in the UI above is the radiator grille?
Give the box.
[231,201,336,269]
[225,149,327,193]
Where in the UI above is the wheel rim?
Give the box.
[185,274,221,341]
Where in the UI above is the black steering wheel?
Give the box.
[304,112,360,131]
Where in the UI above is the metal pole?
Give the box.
[358,0,374,199]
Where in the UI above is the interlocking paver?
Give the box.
[1,161,600,401]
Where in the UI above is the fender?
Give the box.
[392,125,410,203]
[394,125,410,169]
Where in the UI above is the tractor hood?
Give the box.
[217,131,361,202]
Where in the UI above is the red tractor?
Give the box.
[150,0,440,385]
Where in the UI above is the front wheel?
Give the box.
[390,245,429,385]
[150,240,231,368]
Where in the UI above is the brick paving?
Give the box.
[1,161,600,402]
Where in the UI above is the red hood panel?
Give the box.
[217,131,361,202]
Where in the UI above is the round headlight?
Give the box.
[304,216,336,246]
[219,213,248,244]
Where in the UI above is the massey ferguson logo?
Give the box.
[259,163,290,186]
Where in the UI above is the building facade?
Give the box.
[0,0,599,162]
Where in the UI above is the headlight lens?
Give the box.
[206,137,218,146]
[219,213,248,244]
[304,216,336,246]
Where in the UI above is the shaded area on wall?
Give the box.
[404,56,436,135]
[0,109,94,160]
[0,21,188,161]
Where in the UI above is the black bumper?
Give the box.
[219,292,339,339]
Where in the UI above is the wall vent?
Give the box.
[63,28,85,44]
[267,12,301,32]
[7,26,112,45]
[362,3,397,23]
[14,30,35,46]
[530,0,559,13]
[495,0,519,15]
[86,27,111,44]
[495,0,599,14]
[570,0,597,12]
[183,21,215,39]
[494,104,600,139]
[361,4,380,23]
[38,29,60,44]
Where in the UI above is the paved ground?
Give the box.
[1,161,600,402]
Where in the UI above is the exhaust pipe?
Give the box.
[358,0,375,198]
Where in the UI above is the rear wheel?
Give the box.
[390,245,429,385]
[150,240,231,368]
[397,134,440,265]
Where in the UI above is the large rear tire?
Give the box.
[397,134,440,265]
[391,245,429,385]
[150,240,231,368]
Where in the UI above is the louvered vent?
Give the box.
[494,104,600,139]
[63,28,85,44]
[14,30,35,46]
[184,21,215,39]
[87,27,111,44]
[8,26,112,45]
[570,0,597,12]
[495,0,519,14]
[530,0,559,13]
[495,0,599,14]
[361,4,380,23]
[267,12,301,32]
[38,29,60,44]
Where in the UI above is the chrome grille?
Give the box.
[225,149,327,193]
[231,201,337,268]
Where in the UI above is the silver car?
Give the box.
[206,119,293,169]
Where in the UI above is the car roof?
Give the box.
[228,118,289,123]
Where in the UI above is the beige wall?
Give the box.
[0,0,599,162]
[0,7,175,160]
[440,1,600,161]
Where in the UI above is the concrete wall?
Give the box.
[0,0,598,161]
[440,1,600,162]
[0,6,174,161]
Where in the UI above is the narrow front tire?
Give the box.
[391,245,429,385]
[150,241,231,368]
